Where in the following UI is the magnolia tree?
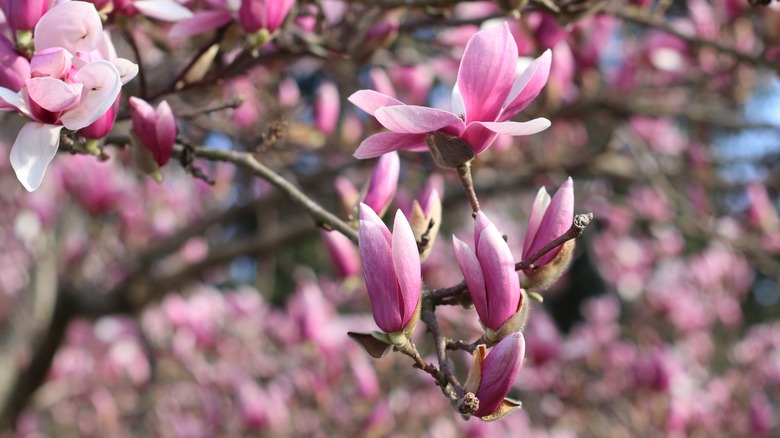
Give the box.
[1,0,780,436]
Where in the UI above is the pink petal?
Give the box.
[460,123,499,156]
[348,89,403,116]
[169,11,234,39]
[10,122,63,192]
[457,23,518,124]
[359,203,391,246]
[26,77,82,112]
[134,0,193,21]
[391,210,421,327]
[60,61,121,130]
[374,105,465,134]
[359,218,403,333]
[528,177,574,266]
[453,235,488,327]
[476,222,520,330]
[523,187,551,258]
[500,50,552,121]
[354,132,427,159]
[30,48,72,79]
[474,211,492,249]
[154,101,176,166]
[34,1,103,54]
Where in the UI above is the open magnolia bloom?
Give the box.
[0,1,137,191]
[349,22,551,163]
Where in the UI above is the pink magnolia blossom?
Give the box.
[239,0,295,34]
[453,212,522,332]
[362,151,400,217]
[1,0,50,31]
[112,0,194,21]
[358,204,421,334]
[473,332,525,418]
[129,97,176,167]
[0,1,137,191]
[522,177,574,271]
[349,22,551,159]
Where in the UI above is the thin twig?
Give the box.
[516,213,593,271]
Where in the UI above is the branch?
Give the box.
[178,145,358,243]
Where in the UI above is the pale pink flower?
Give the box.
[349,23,551,159]
[0,1,137,191]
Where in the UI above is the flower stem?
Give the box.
[456,162,480,217]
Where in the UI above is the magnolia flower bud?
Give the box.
[409,181,442,261]
[463,332,525,420]
[129,97,176,167]
[314,80,340,137]
[453,212,528,343]
[239,0,295,34]
[0,34,30,92]
[362,151,400,217]
[358,204,421,342]
[522,177,575,290]
[334,176,360,220]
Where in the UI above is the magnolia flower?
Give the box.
[349,22,551,163]
[408,175,443,261]
[453,212,527,342]
[320,230,360,279]
[358,204,421,337]
[314,80,340,136]
[129,97,176,167]
[463,332,526,420]
[522,177,575,289]
[112,0,194,21]
[0,1,137,191]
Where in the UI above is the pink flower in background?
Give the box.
[349,23,551,159]
[320,230,360,279]
[112,0,194,21]
[358,204,421,334]
[0,34,31,93]
[314,80,340,136]
[0,1,137,191]
[129,97,176,167]
[1,0,50,31]
[239,0,295,34]
[362,151,400,217]
[453,212,522,333]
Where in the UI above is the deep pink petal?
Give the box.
[354,132,427,159]
[453,235,489,326]
[26,77,82,112]
[523,187,551,258]
[153,101,176,166]
[60,61,122,130]
[460,123,499,156]
[359,203,391,246]
[476,222,521,331]
[527,177,574,266]
[169,11,234,39]
[374,105,465,134]
[475,332,525,417]
[500,50,552,121]
[134,0,193,21]
[34,1,103,54]
[359,219,403,333]
[457,23,518,124]
[348,89,404,116]
[10,122,63,192]
[391,210,422,327]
